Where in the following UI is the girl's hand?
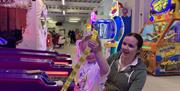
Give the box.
[88,38,101,53]
[79,35,101,53]
[79,40,86,52]
[78,35,91,52]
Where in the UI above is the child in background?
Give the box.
[66,37,71,46]
[74,33,109,91]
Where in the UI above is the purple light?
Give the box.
[90,11,97,24]
[150,16,154,22]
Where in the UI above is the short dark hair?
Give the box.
[125,33,143,50]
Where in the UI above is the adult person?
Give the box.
[105,33,147,91]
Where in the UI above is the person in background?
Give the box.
[74,33,109,91]
[71,30,76,44]
[105,33,147,91]
[68,30,72,43]
[66,36,71,46]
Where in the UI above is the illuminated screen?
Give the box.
[141,21,168,42]
[95,19,115,39]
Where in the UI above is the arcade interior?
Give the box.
[0,0,179,91]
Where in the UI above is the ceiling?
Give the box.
[45,0,103,22]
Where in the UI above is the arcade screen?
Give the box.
[164,20,180,42]
[141,21,168,42]
[94,20,115,39]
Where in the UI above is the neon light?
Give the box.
[150,15,154,22]
[151,0,171,14]
[62,0,65,5]
[54,62,69,65]
[90,11,97,24]
[45,71,69,76]
[142,45,151,49]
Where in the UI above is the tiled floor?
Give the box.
[144,75,180,91]
[55,44,180,91]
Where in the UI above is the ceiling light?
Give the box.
[62,0,65,5]
[69,18,80,21]
[69,20,79,23]
[63,10,65,15]
[47,17,52,20]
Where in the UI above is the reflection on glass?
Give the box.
[164,20,180,42]
[141,22,168,42]
[96,20,115,39]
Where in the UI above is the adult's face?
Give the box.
[121,36,139,58]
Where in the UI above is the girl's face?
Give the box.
[121,36,139,58]
[80,39,96,62]
[83,40,96,62]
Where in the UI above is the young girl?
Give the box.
[74,34,109,91]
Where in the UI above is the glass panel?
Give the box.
[164,20,180,42]
[94,19,116,39]
[141,21,168,42]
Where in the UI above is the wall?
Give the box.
[117,0,153,33]
[143,0,153,23]
[137,0,153,33]
[131,0,140,33]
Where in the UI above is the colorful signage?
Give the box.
[151,0,171,14]
[110,0,120,18]
[86,23,91,29]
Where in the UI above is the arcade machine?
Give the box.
[140,0,180,75]
[0,47,71,58]
[93,0,131,58]
[93,19,117,58]
[0,37,7,46]
[0,50,72,65]
[0,57,72,78]
[0,69,74,91]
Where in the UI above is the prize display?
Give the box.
[140,0,180,75]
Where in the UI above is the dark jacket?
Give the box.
[105,51,147,91]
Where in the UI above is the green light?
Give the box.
[142,45,151,49]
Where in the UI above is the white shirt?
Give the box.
[119,56,138,71]
[76,61,107,91]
